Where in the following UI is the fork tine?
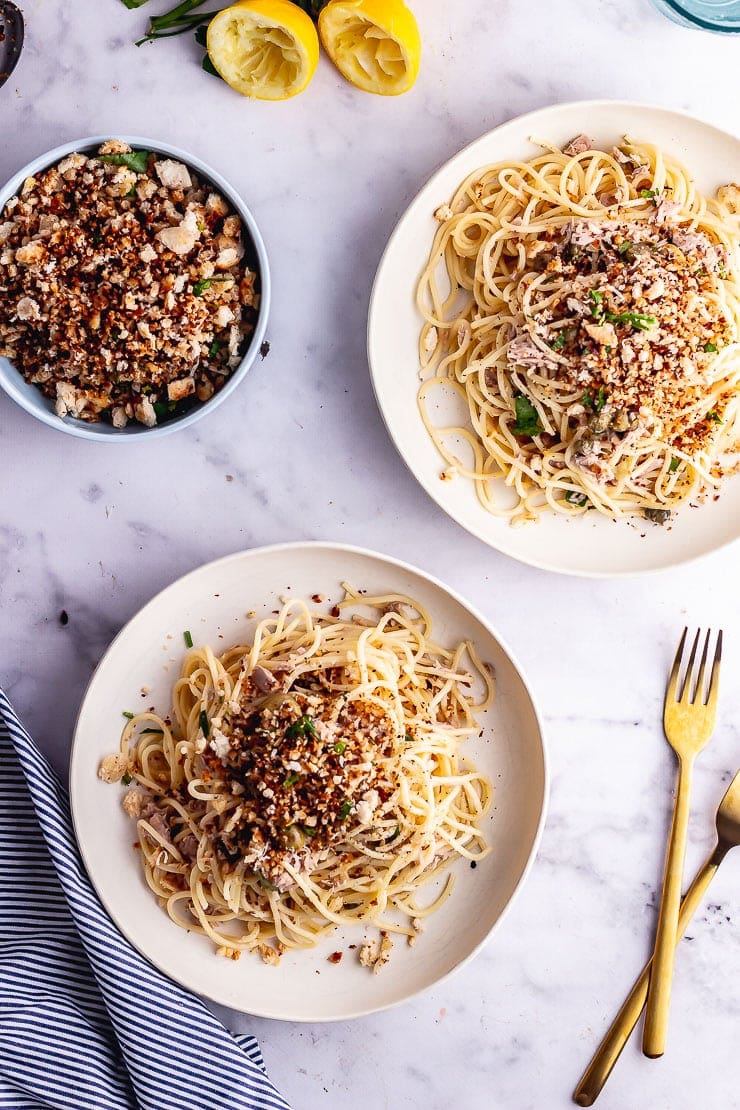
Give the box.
[678,629,701,704]
[706,629,723,713]
[693,629,711,705]
[666,627,687,704]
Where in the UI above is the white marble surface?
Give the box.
[2,1,740,1107]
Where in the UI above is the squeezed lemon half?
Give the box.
[318,0,421,96]
[207,0,320,101]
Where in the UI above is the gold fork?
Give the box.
[574,766,739,1105]
[642,628,722,1058]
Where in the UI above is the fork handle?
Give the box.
[573,842,724,1105]
[642,756,694,1057]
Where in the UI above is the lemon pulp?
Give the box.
[208,0,320,101]
[318,0,421,96]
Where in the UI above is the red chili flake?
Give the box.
[328,951,343,964]
[330,605,340,618]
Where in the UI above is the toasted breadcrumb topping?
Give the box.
[0,141,259,427]
[358,931,393,973]
[205,678,398,891]
[503,198,736,484]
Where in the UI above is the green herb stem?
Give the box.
[606,311,656,331]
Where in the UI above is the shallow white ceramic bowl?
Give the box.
[70,542,547,1021]
[368,100,740,576]
[0,135,270,441]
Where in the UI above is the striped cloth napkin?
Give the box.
[0,690,292,1110]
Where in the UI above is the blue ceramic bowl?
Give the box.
[0,136,271,441]
[649,0,740,32]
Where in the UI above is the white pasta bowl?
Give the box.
[0,135,270,441]
[70,542,548,1021]
[368,100,740,576]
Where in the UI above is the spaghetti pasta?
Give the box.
[417,135,740,524]
[101,586,493,967]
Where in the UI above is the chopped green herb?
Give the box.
[121,772,133,784]
[718,261,728,279]
[565,490,588,506]
[184,630,194,648]
[550,332,567,351]
[333,741,346,755]
[707,409,723,424]
[404,732,414,743]
[606,311,656,331]
[125,185,137,198]
[199,709,210,737]
[669,458,681,472]
[301,825,317,837]
[588,289,605,322]
[703,342,718,353]
[339,801,352,820]
[140,727,163,734]
[121,0,151,7]
[617,240,633,258]
[640,188,659,200]
[286,715,317,740]
[99,150,151,175]
[594,386,607,412]
[387,825,400,842]
[208,339,222,358]
[194,275,230,296]
[153,400,177,418]
[123,711,135,720]
[284,772,300,787]
[512,393,543,437]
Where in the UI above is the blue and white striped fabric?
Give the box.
[0,690,292,1110]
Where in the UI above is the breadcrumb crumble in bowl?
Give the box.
[0,136,270,440]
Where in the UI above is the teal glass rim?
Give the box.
[653,0,740,32]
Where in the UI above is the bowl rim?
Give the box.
[0,134,271,442]
[651,0,740,32]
